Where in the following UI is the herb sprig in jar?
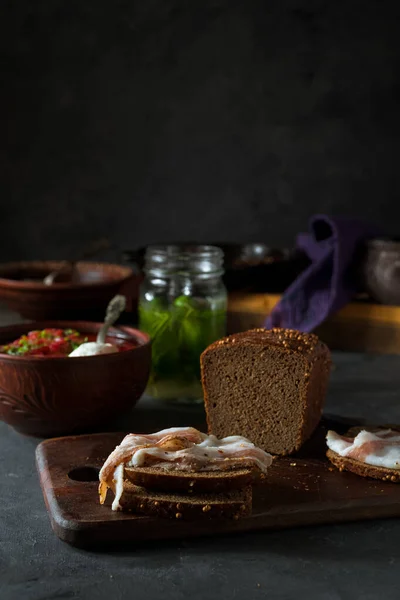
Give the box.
[138,245,227,403]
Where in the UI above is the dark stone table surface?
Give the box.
[1,307,400,599]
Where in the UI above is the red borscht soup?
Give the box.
[0,328,137,357]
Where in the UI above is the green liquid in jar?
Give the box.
[139,294,226,402]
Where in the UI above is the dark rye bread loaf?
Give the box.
[115,480,252,520]
[201,328,331,456]
[124,465,255,493]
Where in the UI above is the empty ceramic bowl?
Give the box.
[0,261,139,320]
[0,321,151,436]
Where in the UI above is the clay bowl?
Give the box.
[361,238,400,305]
[123,243,310,293]
[215,243,310,292]
[0,261,139,321]
[0,321,151,437]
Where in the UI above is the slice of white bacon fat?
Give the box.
[327,429,400,471]
[99,426,273,510]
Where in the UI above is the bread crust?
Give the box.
[115,480,253,519]
[124,466,254,493]
[201,328,329,357]
[326,426,400,483]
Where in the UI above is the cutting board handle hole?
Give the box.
[68,466,100,482]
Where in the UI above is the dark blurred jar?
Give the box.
[138,245,227,403]
[361,238,400,306]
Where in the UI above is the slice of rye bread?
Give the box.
[201,328,331,456]
[114,480,253,520]
[326,425,400,483]
[124,465,258,493]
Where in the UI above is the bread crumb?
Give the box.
[202,505,211,513]
[175,512,182,519]
[290,462,297,467]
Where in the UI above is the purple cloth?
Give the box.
[264,214,380,332]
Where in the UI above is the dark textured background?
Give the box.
[1,0,400,261]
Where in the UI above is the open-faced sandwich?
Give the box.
[326,426,400,482]
[99,426,273,520]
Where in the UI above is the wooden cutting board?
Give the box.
[36,420,400,548]
[228,293,400,354]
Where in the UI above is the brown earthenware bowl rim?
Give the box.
[0,320,151,363]
[0,261,134,291]
[366,238,400,251]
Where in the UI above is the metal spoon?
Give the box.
[68,294,127,357]
[43,238,111,286]
[96,294,127,344]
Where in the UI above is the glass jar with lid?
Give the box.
[138,245,227,403]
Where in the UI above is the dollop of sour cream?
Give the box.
[69,342,118,357]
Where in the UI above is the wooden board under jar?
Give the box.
[228,293,400,354]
